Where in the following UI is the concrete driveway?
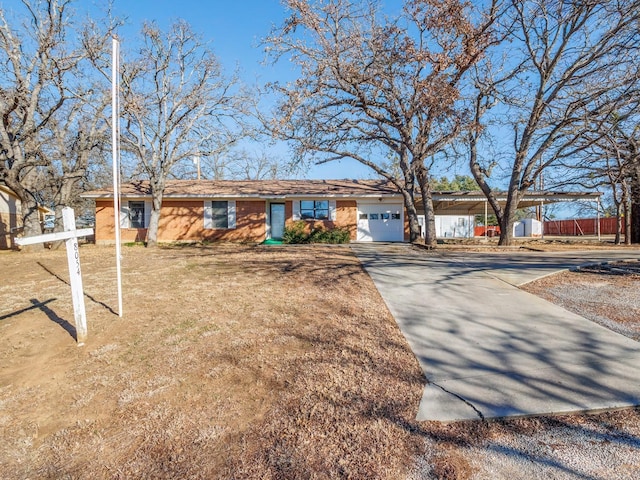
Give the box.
[352,243,640,422]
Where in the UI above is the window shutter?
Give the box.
[329,200,337,221]
[120,203,130,228]
[204,201,213,229]
[292,201,300,220]
[228,200,236,229]
[144,201,152,228]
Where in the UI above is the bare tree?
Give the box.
[225,150,285,180]
[607,123,640,244]
[562,113,640,245]
[469,0,640,245]
[266,0,500,245]
[45,89,111,230]
[119,20,246,247]
[555,138,629,245]
[168,149,285,181]
[0,0,113,249]
[603,138,632,245]
[0,0,76,242]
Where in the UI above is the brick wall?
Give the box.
[95,202,147,243]
[199,200,266,243]
[94,198,413,243]
[95,199,266,244]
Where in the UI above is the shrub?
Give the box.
[310,226,350,244]
[282,221,350,244]
[282,221,309,244]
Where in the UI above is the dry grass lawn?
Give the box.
[0,244,426,479]
[1,243,639,479]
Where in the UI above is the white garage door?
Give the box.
[357,203,404,242]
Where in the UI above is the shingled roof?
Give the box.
[82,179,601,215]
[83,179,402,198]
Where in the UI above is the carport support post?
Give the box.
[597,197,601,241]
[484,201,488,239]
[540,200,544,240]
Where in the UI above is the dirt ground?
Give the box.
[0,243,639,479]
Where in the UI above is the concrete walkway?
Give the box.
[352,243,640,422]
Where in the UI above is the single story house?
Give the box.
[83,179,409,244]
[82,180,603,244]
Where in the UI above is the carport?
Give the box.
[422,190,603,239]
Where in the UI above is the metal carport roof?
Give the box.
[422,191,602,216]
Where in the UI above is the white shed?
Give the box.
[419,214,475,238]
[513,218,542,237]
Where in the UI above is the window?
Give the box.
[211,201,228,229]
[129,201,145,228]
[381,213,390,220]
[359,213,368,220]
[300,200,329,220]
[391,213,401,220]
[369,213,379,220]
[204,200,236,229]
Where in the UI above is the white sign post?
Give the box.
[15,206,94,346]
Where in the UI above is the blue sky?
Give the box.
[112,0,285,82]
[0,0,462,180]
[0,0,601,218]
[107,0,380,180]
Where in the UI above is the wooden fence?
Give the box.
[543,217,623,236]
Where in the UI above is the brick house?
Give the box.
[83,179,409,244]
[83,179,602,244]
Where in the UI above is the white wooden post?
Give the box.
[62,208,88,345]
[540,199,545,240]
[112,37,124,318]
[15,206,93,346]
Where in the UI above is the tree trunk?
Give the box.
[498,192,520,246]
[400,189,422,243]
[624,183,632,245]
[614,201,623,245]
[415,165,437,248]
[631,162,640,244]
[146,188,164,248]
[498,215,513,246]
[3,172,44,251]
[394,166,421,242]
[50,180,77,250]
[20,195,44,252]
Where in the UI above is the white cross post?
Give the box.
[15,206,94,346]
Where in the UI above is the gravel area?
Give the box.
[472,416,640,479]
[522,261,640,341]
